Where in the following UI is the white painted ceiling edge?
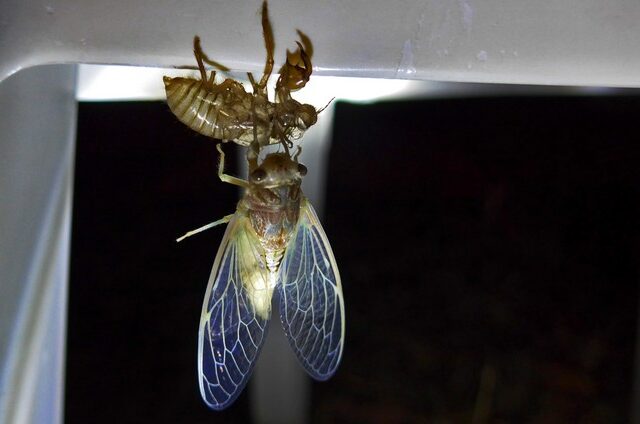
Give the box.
[76,65,624,103]
[3,0,640,87]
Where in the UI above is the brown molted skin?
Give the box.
[163,0,318,149]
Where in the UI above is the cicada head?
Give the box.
[273,102,318,141]
[246,152,306,209]
[249,153,306,188]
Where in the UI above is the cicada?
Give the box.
[179,145,345,410]
[163,1,319,165]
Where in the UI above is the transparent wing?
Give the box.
[278,199,345,380]
[198,213,271,410]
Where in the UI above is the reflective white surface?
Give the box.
[76,64,622,103]
[0,64,76,424]
[4,0,640,86]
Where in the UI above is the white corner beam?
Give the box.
[3,0,640,87]
[0,65,77,424]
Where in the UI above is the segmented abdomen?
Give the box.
[163,76,252,142]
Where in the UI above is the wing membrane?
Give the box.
[198,214,271,410]
[278,199,345,380]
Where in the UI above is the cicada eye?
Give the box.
[250,168,267,182]
[297,163,308,176]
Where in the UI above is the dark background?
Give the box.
[67,94,640,423]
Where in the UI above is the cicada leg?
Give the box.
[176,214,234,242]
[296,29,314,61]
[193,36,236,92]
[247,72,259,93]
[293,144,302,161]
[275,29,314,93]
[192,36,209,83]
[176,143,242,243]
[257,0,275,89]
[245,69,270,171]
[217,144,249,188]
[194,36,231,73]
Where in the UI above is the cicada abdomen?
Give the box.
[163,72,278,146]
[163,75,251,141]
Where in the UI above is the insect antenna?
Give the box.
[317,98,335,114]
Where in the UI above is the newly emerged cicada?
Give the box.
[178,145,345,410]
[163,1,319,163]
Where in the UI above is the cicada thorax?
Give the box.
[241,152,305,272]
[233,89,276,147]
[248,196,300,244]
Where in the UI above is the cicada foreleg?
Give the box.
[275,30,314,93]
[217,144,250,188]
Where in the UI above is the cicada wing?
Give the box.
[278,199,345,380]
[198,214,272,410]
